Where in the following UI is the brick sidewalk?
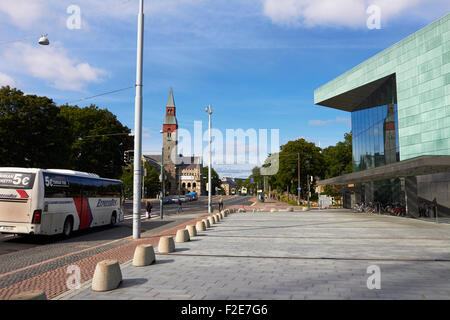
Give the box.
[0,214,211,300]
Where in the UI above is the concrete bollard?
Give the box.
[238,208,246,213]
[220,212,225,219]
[91,260,122,292]
[203,219,210,228]
[186,225,197,237]
[209,216,216,224]
[133,244,155,267]
[176,229,190,243]
[9,290,47,300]
[215,213,221,221]
[196,220,206,232]
[158,236,175,253]
[270,208,278,212]
[287,207,294,212]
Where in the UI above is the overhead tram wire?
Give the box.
[64,85,136,105]
[0,36,40,46]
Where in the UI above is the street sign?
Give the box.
[251,178,254,184]
[297,187,301,191]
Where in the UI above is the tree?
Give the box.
[59,104,133,179]
[322,132,353,179]
[120,162,160,199]
[0,86,72,168]
[202,166,221,195]
[270,138,325,198]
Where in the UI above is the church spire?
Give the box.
[167,87,175,107]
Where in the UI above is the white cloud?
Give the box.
[0,72,16,87]
[0,0,46,29]
[2,43,107,91]
[335,117,352,126]
[308,119,333,126]
[262,0,426,28]
[309,117,351,126]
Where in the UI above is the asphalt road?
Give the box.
[0,195,252,291]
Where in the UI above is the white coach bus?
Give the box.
[0,168,124,237]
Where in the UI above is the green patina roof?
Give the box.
[167,87,175,107]
[164,88,178,125]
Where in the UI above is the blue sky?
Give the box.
[1,0,449,177]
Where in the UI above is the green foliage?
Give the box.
[0,86,71,168]
[59,104,133,179]
[270,138,325,198]
[202,166,221,195]
[242,133,352,202]
[0,86,133,179]
[322,132,353,179]
[120,162,160,198]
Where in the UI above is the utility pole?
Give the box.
[297,153,301,205]
[142,157,146,200]
[160,146,164,219]
[206,105,213,213]
[132,0,144,239]
[307,175,311,209]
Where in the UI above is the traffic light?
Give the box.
[126,166,131,173]
[123,151,129,164]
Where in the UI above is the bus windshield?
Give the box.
[0,172,36,189]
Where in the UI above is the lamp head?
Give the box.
[38,34,49,46]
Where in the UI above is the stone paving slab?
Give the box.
[64,209,450,300]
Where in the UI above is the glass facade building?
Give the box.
[315,14,450,219]
[352,76,400,172]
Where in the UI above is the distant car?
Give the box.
[188,192,198,200]
[162,196,173,204]
[178,196,188,202]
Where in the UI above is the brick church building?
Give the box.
[145,88,203,195]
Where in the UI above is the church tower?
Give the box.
[163,88,178,194]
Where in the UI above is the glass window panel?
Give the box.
[379,121,384,156]
[374,124,380,154]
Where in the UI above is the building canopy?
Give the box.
[318,155,450,186]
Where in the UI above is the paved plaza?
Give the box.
[62,209,450,300]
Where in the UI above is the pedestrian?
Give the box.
[177,198,183,213]
[218,197,224,211]
[145,200,152,219]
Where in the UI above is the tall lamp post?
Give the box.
[160,130,165,219]
[205,105,213,213]
[132,0,144,239]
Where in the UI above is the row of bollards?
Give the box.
[88,208,237,293]
[7,207,245,299]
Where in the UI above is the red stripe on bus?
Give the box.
[16,190,28,198]
[73,198,92,230]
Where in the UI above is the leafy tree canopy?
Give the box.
[0,86,133,179]
[202,166,221,195]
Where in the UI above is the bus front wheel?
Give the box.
[62,216,73,238]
